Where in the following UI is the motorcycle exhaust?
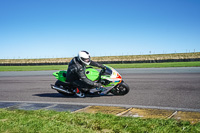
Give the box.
[51,84,70,94]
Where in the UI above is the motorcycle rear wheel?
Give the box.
[111,81,129,95]
[55,80,75,96]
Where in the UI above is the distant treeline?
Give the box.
[1,58,200,66]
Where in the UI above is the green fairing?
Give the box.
[85,66,120,87]
[52,68,100,82]
[85,67,100,81]
[53,71,67,82]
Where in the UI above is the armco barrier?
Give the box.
[0,58,200,66]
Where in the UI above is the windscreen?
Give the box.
[104,66,112,75]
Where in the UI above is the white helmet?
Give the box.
[78,51,91,65]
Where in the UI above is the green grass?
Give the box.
[0,109,199,133]
[0,61,200,71]
[108,61,200,68]
[0,65,67,71]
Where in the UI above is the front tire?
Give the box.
[110,81,129,95]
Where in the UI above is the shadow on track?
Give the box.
[33,93,65,98]
[33,93,116,98]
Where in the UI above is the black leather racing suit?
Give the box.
[66,57,105,91]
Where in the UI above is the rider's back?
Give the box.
[66,57,83,82]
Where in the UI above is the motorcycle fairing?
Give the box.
[53,71,67,82]
[53,65,122,88]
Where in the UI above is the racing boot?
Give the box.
[75,88,85,98]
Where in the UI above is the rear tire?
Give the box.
[110,81,129,95]
[55,80,75,96]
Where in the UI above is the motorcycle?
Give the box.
[51,65,129,97]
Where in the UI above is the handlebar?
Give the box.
[98,68,106,82]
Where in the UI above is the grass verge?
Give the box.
[0,109,199,133]
[108,61,200,69]
[0,61,200,71]
[0,65,67,71]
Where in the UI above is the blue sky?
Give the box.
[0,0,200,59]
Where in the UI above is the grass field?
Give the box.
[0,61,200,71]
[0,109,199,133]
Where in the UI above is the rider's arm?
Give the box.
[90,60,105,69]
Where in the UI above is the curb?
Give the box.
[75,106,200,124]
[0,101,199,124]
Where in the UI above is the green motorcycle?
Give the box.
[51,65,129,97]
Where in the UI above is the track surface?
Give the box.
[0,67,200,111]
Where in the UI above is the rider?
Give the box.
[66,50,106,97]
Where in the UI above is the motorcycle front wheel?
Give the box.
[110,81,130,95]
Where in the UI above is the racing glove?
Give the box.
[102,66,106,73]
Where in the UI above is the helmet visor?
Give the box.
[81,57,90,63]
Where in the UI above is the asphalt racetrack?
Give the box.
[0,67,200,111]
